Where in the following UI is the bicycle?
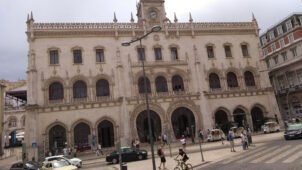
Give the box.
[174,159,193,170]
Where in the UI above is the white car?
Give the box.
[43,155,82,168]
[42,160,78,170]
[207,129,225,142]
[263,122,280,133]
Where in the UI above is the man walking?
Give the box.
[227,130,236,152]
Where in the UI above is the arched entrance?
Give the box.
[98,120,114,148]
[74,122,91,149]
[171,107,195,139]
[49,125,66,152]
[215,110,229,133]
[251,107,265,132]
[233,108,247,127]
[136,110,161,143]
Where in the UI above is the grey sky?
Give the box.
[0,0,301,81]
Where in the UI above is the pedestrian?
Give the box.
[131,139,135,149]
[247,127,252,145]
[162,133,168,145]
[63,147,68,156]
[199,129,204,143]
[157,145,167,170]
[191,133,195,144]
[135,138,140,150]
[220,130,224,145]
[240,131,248,150]
[180,135,186,151]
[227,130,236,152]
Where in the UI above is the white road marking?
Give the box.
[283,149,302,163]
[236,146,280,164]
[265,144,302,163]
[250,145,291,163]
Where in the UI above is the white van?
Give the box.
[263,122,280,133]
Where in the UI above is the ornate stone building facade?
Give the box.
[25,0,280,159]
[260,13,302,121]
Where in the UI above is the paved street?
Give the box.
[1,132,301,170]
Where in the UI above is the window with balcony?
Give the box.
[96,49,105,63]
[269,31,275,40]
[241,44,249,57]
[137,47,145,61]
[8,117,17,127]
[209,73,221,89]
[297,70,302,84]
[172,75,184,91]
[49,82,64,100]
[287,72,295,87]
[271,43,276,52]
[265,59,270,69]
[155,76,168,92]
[73,49,82,64]
[227,72,238,88]
[96,79,110,96]
[206,46,215,58]
[277,75,285,89]
[286,20,293,31]
[273,56,279,65]
[138,76,151,93]
[154,47,162,61]
[282,52,288,61]
[73,80,87,98]
[224,45,232,58]
[288,33,294,43]
[279,39,285,48]
[291,47,297,57]
[49,50,59,65]
[277,26,283,35]
[261,36,267,45]
[170,47,179,60]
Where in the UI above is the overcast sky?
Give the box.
[0,0,301,81]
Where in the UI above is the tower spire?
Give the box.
[174,13,178,23]
[113,12,118,23]
[189,12,193,23]
[130,12,134,23]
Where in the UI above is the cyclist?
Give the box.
[175,148,189,162]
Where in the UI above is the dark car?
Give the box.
[106,147,148,164]
[10,161,40,170]
[284,123,302,140]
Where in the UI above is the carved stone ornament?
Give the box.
[99,65,103,72]
[153,34,160,41]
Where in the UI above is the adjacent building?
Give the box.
[260,13,302,121]
[25,0,281,160]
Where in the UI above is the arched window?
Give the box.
[96,79,110,96]
[172,75,184,91]
[73,80,87,98]
[49,82,64,100]
[155,76,168,92]
[209,73,221,89]
[138,76,151,94]
[227,72,238,87]
[244,71,256,87]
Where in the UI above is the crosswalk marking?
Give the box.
[221,145,277,164]
[250,145,292,163]
[236,146,280,164]
[283,150,302,163]
[265,144,302,163]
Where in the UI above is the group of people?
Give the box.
[227,127,252,152]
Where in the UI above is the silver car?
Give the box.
[43,155,82,168]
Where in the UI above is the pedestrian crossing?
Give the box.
[221,143,302,165]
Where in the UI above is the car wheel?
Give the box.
[112,158,118,164]
[138,154,143,160]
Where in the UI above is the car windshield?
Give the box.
[53,160,69,168]
[288,124,302,130]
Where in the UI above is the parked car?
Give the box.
[106,146,148,164]
[10,161,40,170]
[230,127,244,138]
[207,129,225,142]
[284,123,302,140]
[262,122,280,133]
[43,155,82,168]
[41,160,77,170]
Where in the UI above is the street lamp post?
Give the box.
[122,25,161,170]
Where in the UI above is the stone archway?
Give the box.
[233,108,247,127]
[97,120,114,148]
[136,110,162,143]
[171,107,195,139]
[49,125,66,153]
[214,110,229,134]
[73,122,91,149]
[251,107,265,132]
